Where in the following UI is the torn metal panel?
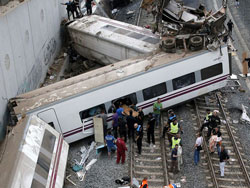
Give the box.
[164,0,182,20]
[241,105,250,124]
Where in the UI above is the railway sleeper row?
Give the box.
[193,93,250,187]
[131,123,166,187]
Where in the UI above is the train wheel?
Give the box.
[163,38,175,49]
[190,36,202,47]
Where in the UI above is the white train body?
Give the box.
[0,115,69,188]
[9,46,230,143]
[67,15,160,65]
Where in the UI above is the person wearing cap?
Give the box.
[207,110,221,138]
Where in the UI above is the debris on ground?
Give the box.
[66,175,77,186]
[240,104,250,124]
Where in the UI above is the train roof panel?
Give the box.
[9,47,216,115]
[67,15,160,53]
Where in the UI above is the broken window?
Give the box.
[111,93,137,109]
[79,104,106,122]
[172,73,195,90]
[143,83,167,100]
[201,63,223,80]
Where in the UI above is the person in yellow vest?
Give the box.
[140,177,148,188]
[200,109,212,132]
[171,135,182,148]
[167,118,181,146]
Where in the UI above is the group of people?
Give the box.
[162,109,183,174]
[196,109,230,177]
[103,98,163,164]
[61,0,93,20]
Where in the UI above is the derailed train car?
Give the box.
[0,115,69,188]
[8,45,231,143]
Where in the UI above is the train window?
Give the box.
[172,73,195,90]
[111,93,137,110]
[143,83,167,100]
[201,63,223,80]
[79,104,106,122]
[31,130,56,187]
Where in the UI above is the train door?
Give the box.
[37,108,62,133]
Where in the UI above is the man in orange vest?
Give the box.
[140,177,148,188]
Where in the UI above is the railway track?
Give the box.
[130,117,168,188]
[193,92,250,188]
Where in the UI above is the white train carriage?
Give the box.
[9,46,231,143]
[0,115,69,188]
[67,15,160,65]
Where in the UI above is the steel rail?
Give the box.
[194,99,219,188]
[161,111,169,185]
[215,92,250,187]
[130,139,134,186]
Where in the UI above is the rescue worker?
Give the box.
[162,109,176,138]
[171,135,182,149]
[116,136,127,164]
[135,123,143,154]
[140,177,148,188]
[147,113,155,146]
[207,110,221,138]
[200,109,212,132]
[167,118,180,146]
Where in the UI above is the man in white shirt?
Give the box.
[194,132,203,165]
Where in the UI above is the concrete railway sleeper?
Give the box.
[129,116,169,188]
[193,92,250,188]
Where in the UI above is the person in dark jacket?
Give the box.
[127,110,136,142]
[135,123,143,154]
[136,107,144,128]
[118,116,127,143]
[147,113,155,146]
[85,0,93,15]
[207,110,220,138]
[219,145,229,177]
[61,1,74,20]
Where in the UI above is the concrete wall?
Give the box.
[0,0,67,140]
